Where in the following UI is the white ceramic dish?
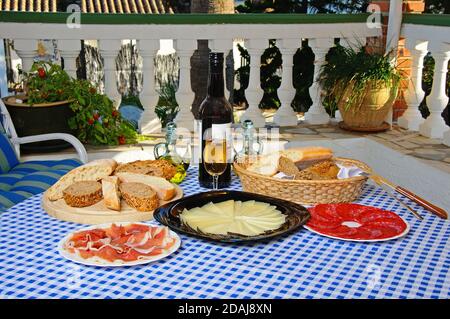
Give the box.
[303,216,410,243]
[58,222,181,267]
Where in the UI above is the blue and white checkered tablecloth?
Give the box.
[0,168,449,299]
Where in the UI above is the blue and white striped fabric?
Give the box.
[0,167,449,299]
[0,159,81,211]
[0,133,19,174]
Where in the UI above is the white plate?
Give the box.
[58,222,181,267]
[303,216,410,243]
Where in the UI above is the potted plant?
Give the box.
[3,61,76,151]
[320,45,401,131]
[3,61,136,149]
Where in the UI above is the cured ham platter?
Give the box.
[59,222,181,266]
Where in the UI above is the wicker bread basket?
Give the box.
[233,157,369,205]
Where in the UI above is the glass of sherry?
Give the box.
[203,139,228,190]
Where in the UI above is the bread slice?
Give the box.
[246,152,280,176]
[278,156,300,176]
[119,182,159,212]
[115,172,176,201]
[282,147,333,170]
[47,159,117,201]
[63,181,103,207]
[114,159,177,180]
[102,176,121,211]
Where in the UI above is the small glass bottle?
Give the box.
[154,122,190,184]
[235,119,263,163]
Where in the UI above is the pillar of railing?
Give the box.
[173,39,196,132]
[240,39,266,128]
[419,43,450,139]
[99,39,121,106]
[13,39,38,72]
[273,38,299,127]
[304,38,333,125]
[398,40,428,131]
[58,40,81,79]
[138,39,161,134]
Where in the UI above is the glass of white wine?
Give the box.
[203,139,227,190]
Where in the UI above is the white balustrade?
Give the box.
[418,44,450,139]
[137,39,161,134]
[398,40,428,131]
[240,39,266,128]
[99,39,121,107]
[0,16,380,131]
[173,39,196,132]
[13,39,38,71]
[58,39,81,78]
[273,39,299,127]
[304,38,333,125]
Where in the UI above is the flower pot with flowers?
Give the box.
[319,45,401,131]
[3,61,76,151]
[2,61,136,151]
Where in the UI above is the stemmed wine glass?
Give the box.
[203,138,227,190]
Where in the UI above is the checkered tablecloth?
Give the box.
[1,167,449,299]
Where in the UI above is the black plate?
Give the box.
[153,190,310,243]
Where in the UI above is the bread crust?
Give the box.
[63,181,103,207]
[115,172,176,201]
[119,182,159,212]
[115,159,177,180]
[102,176,121,211]
[47,159,117,201]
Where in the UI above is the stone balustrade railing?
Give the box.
[0,12,380,133]
[398,14,450,146]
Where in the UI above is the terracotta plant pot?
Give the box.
[337,81,398,130]
[2,95,76,153]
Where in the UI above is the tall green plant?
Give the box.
[319,45,401,112]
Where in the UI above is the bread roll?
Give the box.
[47,159,117,201]
[278,156,300,176]
[115,172,176,201]
[119,182,159,212]
[282,147,333,169]
[102,176,121,211]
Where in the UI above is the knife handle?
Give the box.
[396,187,448,219]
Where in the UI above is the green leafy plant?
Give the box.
[319,45,401,113]
[25,61,72,104]
[155,81,179,128]
[23,61,137,146]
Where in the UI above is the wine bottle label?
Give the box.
[194,119,202,165]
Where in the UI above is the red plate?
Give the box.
[304,203,409,242]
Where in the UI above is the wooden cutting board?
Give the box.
[42,184,183,225]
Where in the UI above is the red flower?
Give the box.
[118,136,126,145]
[89,87,96,94]
[41,92,49,99]
[56,89,64,95]
[93,113,100,120]
[112,110,119,118]
[38,68,46,78]
[87,118,95,125]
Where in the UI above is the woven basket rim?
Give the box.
[233,157,370,184]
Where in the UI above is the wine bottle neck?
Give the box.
[207,70,225,98]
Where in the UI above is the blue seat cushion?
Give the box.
[0,158,82,211]
[0,133,19,174]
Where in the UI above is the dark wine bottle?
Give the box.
[198,52,233,189]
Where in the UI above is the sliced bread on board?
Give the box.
[47,159,117,201]
[115,172,176,201]
[63,181,103,207]
[102,176,121,211]
[119,182,159,212]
